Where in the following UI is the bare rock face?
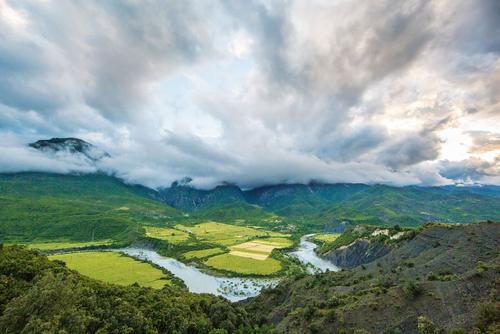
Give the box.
[322,238,391,268]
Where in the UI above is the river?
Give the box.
[290,234,340,273]
[119,248,278,302]
[118,235,339,301]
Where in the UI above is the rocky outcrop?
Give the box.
[322,238,391,268]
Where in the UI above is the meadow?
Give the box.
[182,247,225,260]
[18,239,114,250]
[49,251,173,288]
[204,253,282,275]
[174,221,287,246]
[311,233,340,244]
[144,226,190,244]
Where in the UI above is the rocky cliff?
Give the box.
[322,238,391,268]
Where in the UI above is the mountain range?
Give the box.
[18,137,500,231]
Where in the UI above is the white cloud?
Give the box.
[0,0,498,188]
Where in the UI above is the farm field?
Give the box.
[142,221,294,275]
[49,251,172,289]
[312,233,340,244]
[229,238,293,260]
[145,226,190,244]
[174,221,289,246]
[183,247,225,259]
[204,253,282,275]
[14,239,114,250]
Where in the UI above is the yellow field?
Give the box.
[145,226,189,243]
[229,250,268,260]
[232,241,275,253]
[21,240,114,250]
[228,237,293,260]
[183,247,225,260]
[255,237,293,247]
[175,221,287,246]
[204,253,282,275]
[49,251,171,289]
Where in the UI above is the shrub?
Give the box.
[353,329,370,334]
[474,302,500,332]
[449,329,466,334]
[402,281,422,300]
[417,316,443,334]
[308,322,321,333]
[325,308,337,322]
[427,272,437,281]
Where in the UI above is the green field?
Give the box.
[147,221,294,275]
[145,226,189,244]
[311,233,340,244]
[183,247,225,259]
[20,239,114,250]
[175,221,287,246]
[49,251,172,288]
[204,253,282,275]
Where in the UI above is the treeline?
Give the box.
[0,245,270,333]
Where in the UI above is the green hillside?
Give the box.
[246,183,368,217]
[314,185,500,226]
[192,202,282,227]
[0,173,180,244]
[0,245,266,333]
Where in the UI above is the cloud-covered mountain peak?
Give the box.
[29,138,110,163]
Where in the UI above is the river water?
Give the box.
[118,235,339,301]
[290,234,340,274]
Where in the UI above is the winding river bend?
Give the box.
[118,235,339,301]
[119,248,278,302]
[290,234,340,273]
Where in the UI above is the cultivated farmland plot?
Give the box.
[143,221,295,275]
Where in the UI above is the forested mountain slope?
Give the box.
[161,182,500,227]
[0,173,180,243]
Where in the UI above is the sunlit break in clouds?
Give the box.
[0,0,499,188]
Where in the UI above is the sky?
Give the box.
[0,0,499,189]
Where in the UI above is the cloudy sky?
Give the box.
[0,0,499,188]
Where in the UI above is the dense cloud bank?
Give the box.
[0,0,498,188]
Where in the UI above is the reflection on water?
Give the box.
[290,234,340,274]
[118,248,278,302]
